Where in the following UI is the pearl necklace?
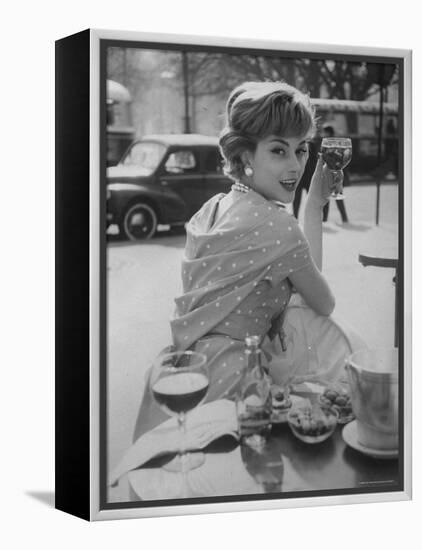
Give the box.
[231,182,286,209]
[231,181,251,194]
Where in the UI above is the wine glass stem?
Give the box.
[177,412,189,497]
[331,170,343,197]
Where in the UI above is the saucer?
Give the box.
[342,420,398,459]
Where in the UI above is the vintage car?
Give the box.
[106,134,232,240]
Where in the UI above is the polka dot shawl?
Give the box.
[171,190,312,350]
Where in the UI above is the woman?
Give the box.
[133,81,361,440]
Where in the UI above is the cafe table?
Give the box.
[128,410,400,501]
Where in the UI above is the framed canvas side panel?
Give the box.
[55,29,91,521]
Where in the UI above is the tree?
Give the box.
[173,51,398,102]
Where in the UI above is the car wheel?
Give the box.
[121,202,158,240]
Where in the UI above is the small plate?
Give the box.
[342,420,398,459]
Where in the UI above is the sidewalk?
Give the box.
[106,181,399,502]
[349,172,398,185]
[317,183,398,347]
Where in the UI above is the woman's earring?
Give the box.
[244,166,253,177]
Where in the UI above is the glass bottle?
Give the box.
[237,335,272,448]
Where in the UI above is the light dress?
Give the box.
[133,188,366,440]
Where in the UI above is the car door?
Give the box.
[159,147,206,219]
[200,147,232,200]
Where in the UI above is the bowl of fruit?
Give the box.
[287,403,338,444]
[318,385,355,424]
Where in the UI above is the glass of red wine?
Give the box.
[150,350,209,476]
[321,137,352,200]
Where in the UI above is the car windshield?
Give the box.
[122,141,166,174]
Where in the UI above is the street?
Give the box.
[107,182,399,501]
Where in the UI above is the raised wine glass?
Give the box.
[150,350,209,478]
[321,137,352,200]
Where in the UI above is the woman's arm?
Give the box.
[288,260,335,316]
[303,154,333,270]
[289,155,337,316]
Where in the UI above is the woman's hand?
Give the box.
[307,154,342,208]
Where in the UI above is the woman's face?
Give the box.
[244,135,310,203]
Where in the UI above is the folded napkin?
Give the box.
[109,399,238,487]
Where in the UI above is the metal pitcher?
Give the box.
[345,348,398,450]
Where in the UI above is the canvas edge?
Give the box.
[402,48,412,500]
[88,28,412,521]
[90,28,101,521]
[91,27,410,58]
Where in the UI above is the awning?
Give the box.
[107,80,132,103]
[310,98,398,115]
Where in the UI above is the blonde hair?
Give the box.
[219,81,316,181]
